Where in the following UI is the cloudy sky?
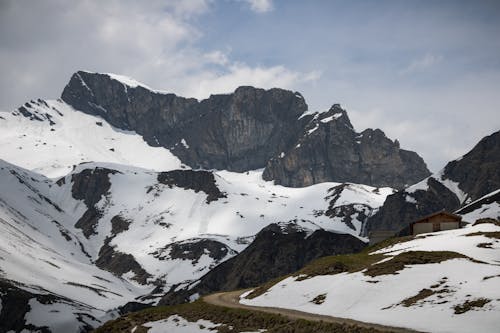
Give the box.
[1,0,499,171]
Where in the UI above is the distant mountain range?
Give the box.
[0,71,498,332]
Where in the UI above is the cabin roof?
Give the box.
[412,210,462,225]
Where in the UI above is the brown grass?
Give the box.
[364,251,467,277]
[454,298,491,314]
[311,294,327,305]
[94,299,388,333]
[472,218,500,227]
[466,231,500,240]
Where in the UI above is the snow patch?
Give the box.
[144,315,221,333]
[320,113,343,123]
[243,223,500,333]
[405,194,417,204]
[0,100,182,178]
[407,177,430,193]
[307,124,319,135]
[180,138,190,149]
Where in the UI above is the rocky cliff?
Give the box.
[61,71,309,172]
[159,222,366,305]
[366,130,500,235]
[262,105,430,189]
[61,71,430,189]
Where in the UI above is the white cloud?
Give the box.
[203,50,230,66]
[242,0,273,13]
[183,61,320,99]
[401,53,443,74]
[0,0,306,112]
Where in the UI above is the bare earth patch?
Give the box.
[364,251,467,277]
[311,293,327,305]
[454,298,491,314]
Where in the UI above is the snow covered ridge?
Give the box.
[241,222,500,333]
[0,99,183,178]
[407,168,468,205]
[0,158,394,332]
[0,160,148,332]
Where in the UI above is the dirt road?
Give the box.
[204,289,420,333]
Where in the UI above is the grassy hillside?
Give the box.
[94,299,386,333]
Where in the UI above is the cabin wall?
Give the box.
[441,221,460,231]
[413,223,434,235]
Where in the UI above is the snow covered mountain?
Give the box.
[366,130,500,235]
[61,70,430,189]
[0,98,182,178]
[241,220,500,333]
[0,71,498,332]
[0,157,392,331]
[0,101,395,333]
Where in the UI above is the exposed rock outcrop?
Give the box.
[365,178,461,235]
[157,170,226,203]
[95,238,151,285]
[61,71,430,189]
[442,130,500,201]
[262,105,430,189]
[152,239,235,265]
[0,279,95,333]
[71,167,119,238]
[366,130,500,235]
[159,222,366,305]
[61,71,309,172]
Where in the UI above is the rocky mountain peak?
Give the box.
[262,103,430,189]
[366,129,500,235]
[60,71,430,188]
[442,130,500,200]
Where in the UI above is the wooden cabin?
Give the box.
[410,211,462,236]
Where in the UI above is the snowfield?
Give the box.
[241,223,500,333]
[0,89,498,333]
[0,99,182,178]
[0,157,393,332]
[139,314,265,333]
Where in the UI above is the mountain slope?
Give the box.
[59,71,430,188]
[0,98,182,178]
[160,222,366,305]
[240,221,500,333]
[366,130,500,234]
[0,158,393,332]
[263,105,430,189]
[0,160,150,332]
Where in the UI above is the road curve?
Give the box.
[203,289,420,333]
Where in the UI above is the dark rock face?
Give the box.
[152,239,235,264]
[117,302,152,315]
[62,71,309,172]
[442,130,500,201]
[11,99,57,125]
[71,167,119,238]
[75,207,102,238]
[157,170,226,203]
[71,167,118,207]
[262,106,430,189]
[61,71,430,189]
[365,177,461,235]
[110,215,131,235]
[95,238,151,285]
[0,279,46,333]
[366,130,500,235]
[455,190,500,217]
[159,222,366,305]
[0,279,94,333]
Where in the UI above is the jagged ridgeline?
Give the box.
[62,71,430,189]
